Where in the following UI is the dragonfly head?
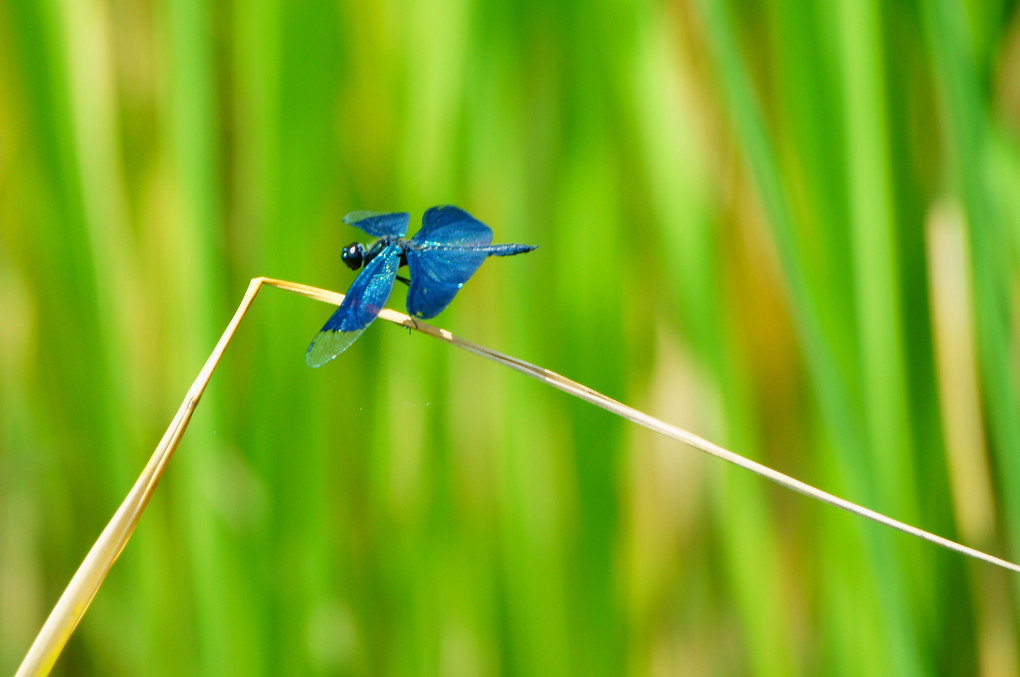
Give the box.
[341,242,366,270]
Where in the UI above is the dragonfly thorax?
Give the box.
[351,238,409,270]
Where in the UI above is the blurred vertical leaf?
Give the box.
[920,0,1020,606]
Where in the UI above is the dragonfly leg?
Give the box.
[396,275,410,286]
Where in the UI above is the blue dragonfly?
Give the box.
[306,205,537,367]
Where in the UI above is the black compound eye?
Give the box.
[341,242,364,270]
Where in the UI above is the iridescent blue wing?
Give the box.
[342,211,409,238]
[410,206,492,247]
[405,206,494,319]
[305,244,401,367]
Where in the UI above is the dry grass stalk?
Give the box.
[18,276,1020,676]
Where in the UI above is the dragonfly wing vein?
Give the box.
[342,211,409,238]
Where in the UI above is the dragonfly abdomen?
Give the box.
[413,243,537,257]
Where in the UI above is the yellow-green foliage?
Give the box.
[1,0,1019,674]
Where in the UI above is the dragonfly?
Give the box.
[305,205,537,367]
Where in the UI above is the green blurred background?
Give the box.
[2,0,1020,673]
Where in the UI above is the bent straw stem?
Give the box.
[17,278,266,677]
[19,276,1020,677]
[260,278,1020,574]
